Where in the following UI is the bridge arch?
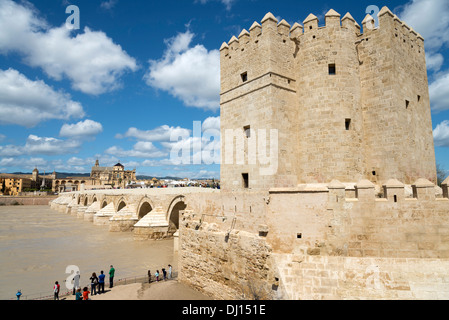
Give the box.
[136,197,155,220]
[167,195,187,233]
[83,196,88,206]
[100,200,108,209]
[87,194,98,204]
[116,198,127,212]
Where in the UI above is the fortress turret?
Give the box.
[220,6,437,191]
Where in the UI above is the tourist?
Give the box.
[53,281,60,300]
[168,265,172,279]
[155,270,159,282]
[109,265,115,288]
[75,288,83,301]
[72,271,80,295]
[98,270,105,294]
[16,290,22,300]
[82,287,90,300]
[162,268,167,280]
[147,269,151,283]
[90,272,98,295]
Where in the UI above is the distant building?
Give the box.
[0,168,54,195]
[91,160,136,187]
[52,160,136,193]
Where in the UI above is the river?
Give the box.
[0,205,177,300]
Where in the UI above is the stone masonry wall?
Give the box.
[178,179,449,300]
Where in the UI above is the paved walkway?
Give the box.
[60,280,211,300]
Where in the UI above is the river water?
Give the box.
[0,205,177,300]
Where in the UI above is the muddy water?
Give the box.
[0,206,177,300]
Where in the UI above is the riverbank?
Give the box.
[0,196,57,206]
[0,205,186,300]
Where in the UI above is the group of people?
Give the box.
[52,265,115,300]
[17,263,175,300]
[148,264,172,283]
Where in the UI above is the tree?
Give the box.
[437,163,448,186]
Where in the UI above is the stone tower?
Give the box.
[32,167,39,182]
[219,6,437,191]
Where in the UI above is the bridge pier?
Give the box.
[84,201,100,222]
[109,204,138,232]
[133,206,170,240]
[77,206,88,219]
[93,202,115,226]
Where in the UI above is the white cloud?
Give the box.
[0,68,84,127]
[434,120,449,147]
[202,116,220,132]
[25,135,82,155]
[100,0,118,10]
[144,30,220,111]
[0,134,5,142]
[426,52,444,72]
[116,125,191,142]
[105,142,168,159]
[0,0,137,95]
[114,117,221,165]
[0,135,82,156]
[0,157,47,169]
[429,70,449,112]
[141,159,175,167]
[60,119,103,138]
[0,144,24,157]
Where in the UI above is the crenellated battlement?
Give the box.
[220,6,425,65]
[327,177,449,203]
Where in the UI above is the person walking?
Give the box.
[168,265,172,279]
[90,272,98,295]
[155,270,159,282]
[98,270,105,294]
[162,268,167,281]
[72,271,80,295]
[109,265,115,288]
[16,290,22,300]
[53,281,60,300]
[147,269,151,283]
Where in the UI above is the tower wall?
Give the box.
[295,12,365,183]
[220,7,437,190]
[358,9,437,185]
[220,14,298,191]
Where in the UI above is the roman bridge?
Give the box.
[50,187,221,240]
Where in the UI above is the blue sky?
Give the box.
[0,0,448,179]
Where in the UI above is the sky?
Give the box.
[0,0,448,180]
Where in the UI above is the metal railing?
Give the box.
[10,271,178,300]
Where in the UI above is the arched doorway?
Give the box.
[138,202,153,220]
